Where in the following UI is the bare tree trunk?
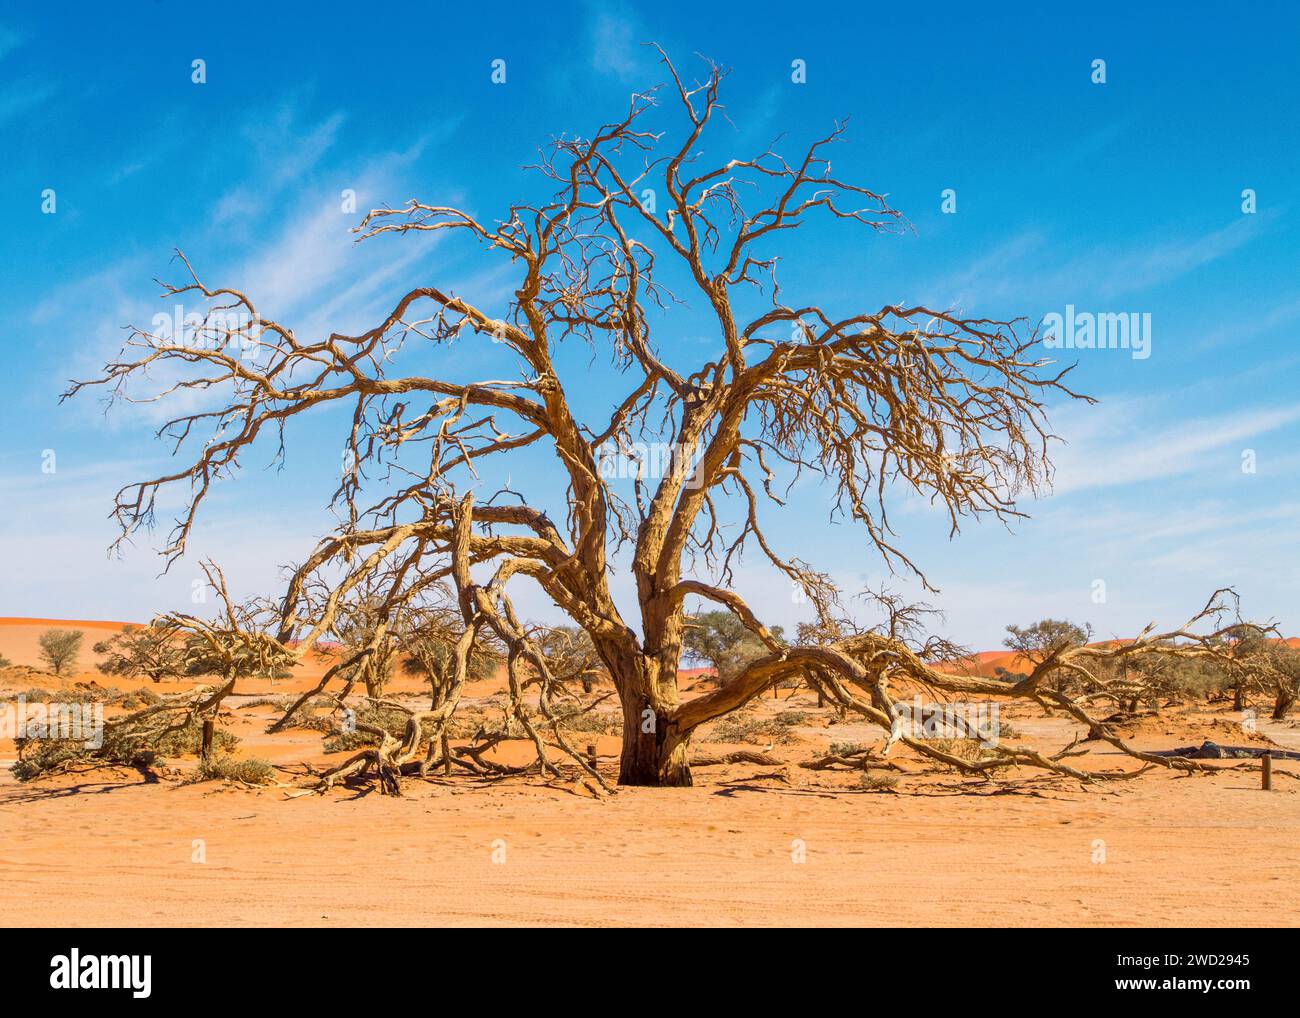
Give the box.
[611,653,693,786]
[1272,686,1296,721]
[616,692,693,785]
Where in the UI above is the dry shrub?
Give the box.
[10,712,240,782]
[152,716,240,757]
[709,713,803,745]
[191,754,275,785]
[553,707,621,734]
[926,737,992,762]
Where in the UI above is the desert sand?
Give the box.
[1,618,1298,927]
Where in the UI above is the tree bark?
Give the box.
[1272,687,1296,721]
[610,653,693,786]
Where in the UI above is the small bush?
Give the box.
[710,714,801,745]
[2,686,116,704]
[287,709,335,733]
[322,730,376,753]
[121,687,162,710]
[191,755,276,785]
[2,688,53,703]
[11,736,159,781]
[153,717,240,757]
[555,709,620,734]
[10,740,87,780]
[860,774,899,792]
[321,703,411,753]
[926,737,987,761]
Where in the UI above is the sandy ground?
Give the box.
[2,619,1299,927]
[1,756,1297,927]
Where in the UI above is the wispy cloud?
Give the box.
[0,24,26,62]
[928,217,1265,311]
[1196,294,1300,351]
[0,78,54,127]
[587,4,645,81]
[210,104,347,227]
[1049,397,1300,495]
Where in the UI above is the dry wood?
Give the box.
[64,51,1274,790]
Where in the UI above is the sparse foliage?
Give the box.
[38,629,82,676]
[1004,618,1093,663]
[94,624,188,683]
[683,610,782,685]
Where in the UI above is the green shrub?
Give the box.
[322,730,375,753]
[321,702,411,753]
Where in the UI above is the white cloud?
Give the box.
[1048,398,1300,495]
[0,24,27,62]
[928,217,1265,311]
[0,78,54,127]
[588,6,643,81]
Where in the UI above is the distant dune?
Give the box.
[3,618,1296,684]
[0,618,142,672]
[0,617,140,631]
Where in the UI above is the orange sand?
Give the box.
[2,618,1299,927]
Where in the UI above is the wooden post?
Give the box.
[587,743,598,770]
[201,719,215,760]
[1262,752,1272,791]
[441,732,452,776]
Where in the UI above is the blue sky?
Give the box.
[2,0,1299,650]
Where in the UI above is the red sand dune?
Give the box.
[2,618,1294,687]
[0,619,141,674]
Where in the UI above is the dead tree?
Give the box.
[21,561,296,777]
[68,50,1254,788]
